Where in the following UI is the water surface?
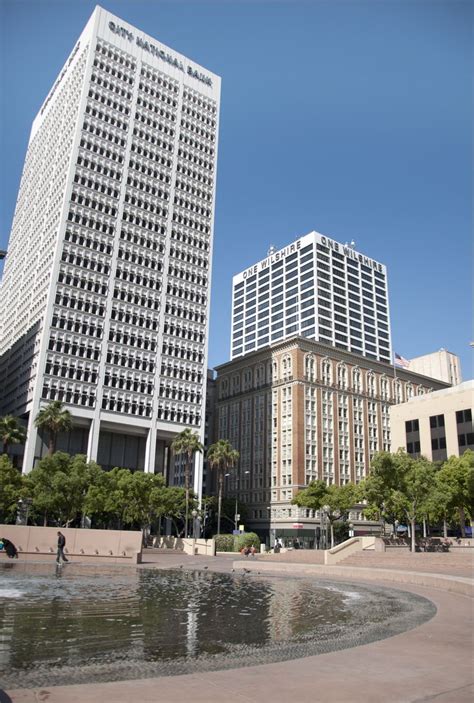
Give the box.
[0,563,435,687]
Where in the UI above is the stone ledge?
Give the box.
[233,561,474,597]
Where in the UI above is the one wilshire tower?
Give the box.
[231,231,391,364]
[0,7,220,489]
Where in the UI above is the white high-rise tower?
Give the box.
[231,231,392,364]
[0,7,221,492]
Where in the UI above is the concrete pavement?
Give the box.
[4,551,474,703]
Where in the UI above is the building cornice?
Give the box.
[214,336,450,390]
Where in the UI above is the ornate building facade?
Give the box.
[215,337,449,543]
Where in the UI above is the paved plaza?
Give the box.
[3,549,473,703]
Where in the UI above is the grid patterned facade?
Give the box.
[231,231,391,364]
[0,7,220,486]
[216,338,449,540]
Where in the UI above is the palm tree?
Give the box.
[0,415,27,455]
[34,401,73,456]
[171,428,204,538]
[207,439,240,536]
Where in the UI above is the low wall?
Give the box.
[232,561,474,597]
[154,536,215,556]
[324,536,378,565]
[0,525,142,564]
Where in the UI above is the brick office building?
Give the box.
[215,337,448,544]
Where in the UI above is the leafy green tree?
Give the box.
[0,455,24,523]
[292,480,359,547]
[201,495,249,535]
[435,450,474,537]
[363,450,437,550]
[207,439,240,536]
[422,483,454,538]
[292,479,328,512]
[156,485,197,537]
[0,415,26,456]
[24,452,102,527]
[84,467,130,529]
[360,451,406,535]
[34,401,73,455]
[24,452,70,525]
[323,483,360,547]
[84,468,192,536]
[393,456,435,552]
[171,429,203,538]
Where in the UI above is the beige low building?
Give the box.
[390,380,473,462]
[406,349,462,386]
[215,336,448,544]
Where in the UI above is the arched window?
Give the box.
[394,379,402,404]
[255,364,265,387]
[321,357,332,385]
[417,386,425,396]
[231,374,240,393]
[267,361,273,384]
[305,354,316,382]
[352,366,361,393]
[282,354,292,380]
[367,370,376,397]
[242,369,252,391]
[221,378,229,398]
[337,362,347,390]
[406,383,414,400]
[380,375,390,401]
[272,360,278,381]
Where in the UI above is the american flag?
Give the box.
[394,353,410,368]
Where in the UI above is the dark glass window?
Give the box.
[430,414,444,428]
[456,409,472,424]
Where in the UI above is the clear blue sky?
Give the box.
[1,0,472,378]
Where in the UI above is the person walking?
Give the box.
[56,531,69,564]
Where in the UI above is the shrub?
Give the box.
[234,532,260,552]
[332,520,349,544]
[215,534,235,552]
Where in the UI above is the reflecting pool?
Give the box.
[0,563,435,687]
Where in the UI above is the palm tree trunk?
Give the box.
[184,456,190,539]
[217,471,223,537]
[3,441,9,455]
[48,433,56,456]
[330,521,334,548]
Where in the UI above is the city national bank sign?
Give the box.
[241,233,384,280]
[109,21,212,87]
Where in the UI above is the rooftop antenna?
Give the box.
[345,239,356,250]
[267,244,276,256]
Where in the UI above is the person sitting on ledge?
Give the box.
[1,538,19,559]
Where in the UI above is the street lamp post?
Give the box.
[18,498,33,526]
[225,470,249,532]
[322,504,330,549]
[191,510,201,539]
